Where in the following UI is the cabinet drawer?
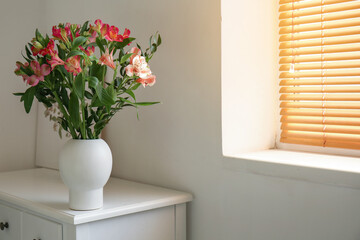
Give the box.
[0,203,21,240]
[22,212,62,240]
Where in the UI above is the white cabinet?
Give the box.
[0,168,192,240]
[22,212,62,240]
[0,204,21,240]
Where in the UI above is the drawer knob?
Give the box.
[0,222,9,230]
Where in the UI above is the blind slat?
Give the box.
[280,61,360,71]
[279,26,360,41]
[279,18,360,34]
[282,123,360,134]
[279,10,360,27]
[280,78,360,85]
[280,86,360,93]
[280,93,360,101]
[281,130,360,142]
[279,1,360,19]
[279,44,360,56]
[281,115,360,126]
[279,0,353,12]
[279,35,360,49]
[280,101,360,109]
[279,52,360,63]
[280,69,360,78]
[281,108,360,117]
[280,137,360,149]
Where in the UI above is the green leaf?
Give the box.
[58,45,66,59]
[87,76,99,89]
[120,53,134,64]
[96,85,116,106]
[35,29,45,46]
[74,74,84,99]
[13,92,24,97]
[131,83,141,91]
[150,43,157,53]
[149,36,153,47]
[133,101,160,106]
[114,37,136,49]
[84,91,93,99]
[106,85,117,103]
[96,38,105,53]
[60,87,69,109]
[80,21,89,35]
[69,92,80,129]
[72,36,87,50]
[66,50,85,59]
[157,34,162,46]
[21,87,36,113]
[125,89,136,101]
[25,45,34,60]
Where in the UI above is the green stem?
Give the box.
[80,72,87,139]
[53,91,77,138]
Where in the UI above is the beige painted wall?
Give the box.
[34,0,360,239]
[0,0,44,171]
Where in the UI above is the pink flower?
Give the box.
[47,50,65,70]
[99,48,116,69]
[100,24,109,38]
[125,55,151,78]
[79,46,95,56]
[136,75,156,87]
[32,39,55,56]
[92,19,103,32]
[88,30,97,43]
[65,56,82,75]
[25,60,51,86]
[14,61,29,81]
[129,47,141,63]
[52,25,69,43]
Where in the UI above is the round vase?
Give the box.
[59,139,112,211]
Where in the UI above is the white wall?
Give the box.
[222,0,278,155]
[0,0,44,171]
[35,0,360,239]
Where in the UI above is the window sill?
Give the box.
[223,149,360,189]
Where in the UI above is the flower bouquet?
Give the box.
[13,19,162,210]
[14,19,161,139]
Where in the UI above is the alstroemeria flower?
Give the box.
[32,39,55,56]
[79,46,95,56]
[14,61,29,81]
[92,19,103,32]
[99,48,116,69]
[105,26,123,42]
[88,30,97,43]
[125,55,151,79]
[129,47,141,63]
[136,74,156,88]
[123,28,130,39]
[65,56,82,75]
[25,60,50,86]
[47,50,65,70]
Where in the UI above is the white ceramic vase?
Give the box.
[59,139,112,210]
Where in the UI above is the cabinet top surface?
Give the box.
[0,168,192,224]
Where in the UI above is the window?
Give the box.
[278,0,360,150]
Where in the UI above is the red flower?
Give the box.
[104,25,121,42]
[123,28,130,39]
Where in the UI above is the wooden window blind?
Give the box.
[279,0,360,150]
